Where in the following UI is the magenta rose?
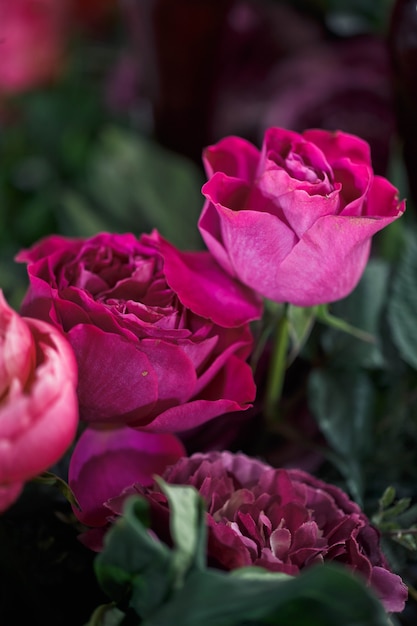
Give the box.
[0,291,78,512]
[107,451,407,614]
[17,231,261,432]
[199,127,405,305]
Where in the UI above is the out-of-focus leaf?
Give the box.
[308,368,375,505]
[0,252,28,309]
[94,497,173,617]
[61,127,204,248]
[142,565,388,626]
[287,304,317,364]
[388,231,417,370]
[379,486,397,510]
[320,259,389,368]
[59,190,112,237]
[156,479,206,582]
[231,565,290,582]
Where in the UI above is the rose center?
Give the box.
[283,151,324,184]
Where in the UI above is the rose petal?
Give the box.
[201,184,298,299]
[370,566,408,613]
[203,135,260,181]
[0,291,35,396]
[270,527,292,559]
[69,426,185,526]
[136,338,197,415]
[266,215,374,305]
[364,175,405,218]
[144,381,253,432]
[68,324,159,424]
[302,129,372,167]
[159,233,262,327]
[207,516,253,569]
[0,317,78,484]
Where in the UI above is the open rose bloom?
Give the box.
[103,451,407,614]
[17,230,261,432]
[0,291,78,512]
[199,127,404,305]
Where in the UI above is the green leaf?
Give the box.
[95,485,207,618]
[379,486,396,510]
[156,479,207,581]
[94,497,174,617]
[388,230,417,370]
[61,127,204,248]
[396,503,417,527]
[308,369,375,504]
[287,305,317,364]
[0,251,28,309]
[141,564,388,626]
[59,190,112,237]
[382,498,412,520]
[319,260,389,368]
[231,566,290,583]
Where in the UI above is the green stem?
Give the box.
[264,307,290,425]
[316,304,376,344]
[406,583,417,603]
[32,471,81,510]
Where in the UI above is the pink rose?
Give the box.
[0,291,78,512]
[199,127,404,305]
[17,231,260,431]
[0,0,68,94]
[109,451,407,614]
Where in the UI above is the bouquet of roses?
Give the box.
[5,1,417,623]
[1,123,413,625]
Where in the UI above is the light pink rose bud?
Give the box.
[0,291,78,512]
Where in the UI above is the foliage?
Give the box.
[89,484,389,626]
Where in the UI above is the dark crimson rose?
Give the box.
[109,452,407,613]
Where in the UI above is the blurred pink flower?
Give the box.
[111,451,408,613]
[199,127,404,305]
[0,0,68,94]
[0,291,78,512]
[213,33,394,177]
[17,231,261,431]
[263,37,396,176]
